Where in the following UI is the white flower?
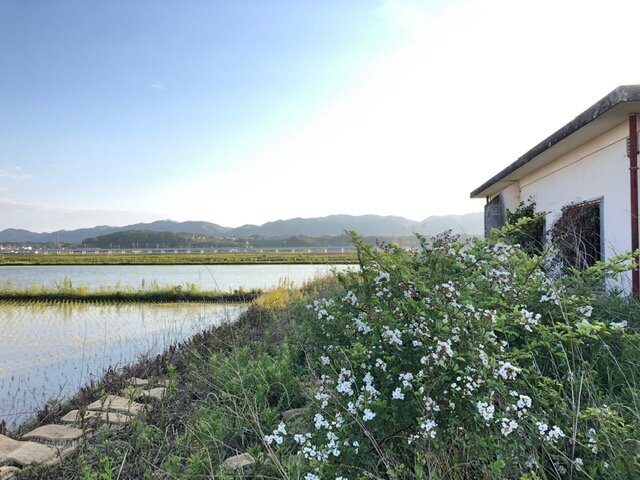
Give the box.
[375,358,387,371]
[536,422,549,435]
[520,306,541,332]
[305,474,320,480]
[343,290,358,305]
[440,281,458,298]
[362,372,380,398]
[500,418,518,436]
[398,372,414,388]
[587,427,598,453]
[336,369,355,396]
[420,418,437,438]
[374,270,390,284]
[494,361,521,380]
[574,457,583,470]
[540,290,558,303]
[547,425,564,441]
[264,421,287,445]
[577,305,593,318]
[315,389,330,409]
[424,396,440,412]
[353,314,372,334]
[476,401,495,421]
[610,320,628,330]
[362,408,376,421]
[381,327,403,346]
[314,413,329,430]
[536,422,564,442]
[392,387,405,400]
[479,349,490,368]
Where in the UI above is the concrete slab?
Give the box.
[0,434,61,466]
[22,424,87,447]
[0,466,20,480]
[87,395,145,416]
[61,409,133,427]
[221,452,255,469]
[281,408,304,422]
[128,377,149,387]
[122,387,166,402]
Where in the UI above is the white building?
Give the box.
[471,85,640,293]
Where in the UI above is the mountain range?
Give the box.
[0,213,483,243]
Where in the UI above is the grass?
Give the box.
[10,232,640,479]
[14,278,337,479]
[0,289,260,304]
[0,279,261,304]
[0,251,358,266]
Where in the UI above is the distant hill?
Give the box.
[82,230,413,249]
[232,215,421,237]
[418,212,485,236]
[0,213,483,244]
[0,220,230,244]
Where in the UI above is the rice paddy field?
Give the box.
[0,301,243,430]
[0,264,355,431]
[0,264,350,291]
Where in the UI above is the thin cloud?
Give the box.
[0,167,33,180]
[149,82,167,90]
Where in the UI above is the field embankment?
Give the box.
[0,280,261,304]
[0,251,357,266]
[14,231,640,479]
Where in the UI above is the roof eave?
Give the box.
[470,85,640,199]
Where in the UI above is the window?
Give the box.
[484,194,505,238]
[550,199,602,271]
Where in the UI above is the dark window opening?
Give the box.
[551,199,602,271]
[484,194,505,238]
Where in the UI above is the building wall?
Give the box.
[511,120,634,289]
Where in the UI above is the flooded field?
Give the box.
[0,264,348,291]
[0,302,243,430]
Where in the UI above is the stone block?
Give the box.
[221,452,255,469]
[61,409,133,427]
[121,387,166,403]
[128,377,149,387]
[281,408,304,422]
[87,395,145,416]
[0,434,62,466]
[0,466,20,480]
[22,424,87,447]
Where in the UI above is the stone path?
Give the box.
[0,377,168,478]
[221,452,255,469]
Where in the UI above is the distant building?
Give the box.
[471,85,640,293]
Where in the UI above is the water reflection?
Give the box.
[0,303,243,429]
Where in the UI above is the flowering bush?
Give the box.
[268,232,639,479]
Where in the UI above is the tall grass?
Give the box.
[0,251,358,266]
[16,235,640,479]
[0,277,261,303]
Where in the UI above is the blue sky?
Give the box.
[2,0,640,231]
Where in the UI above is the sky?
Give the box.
[2,0,640,232]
